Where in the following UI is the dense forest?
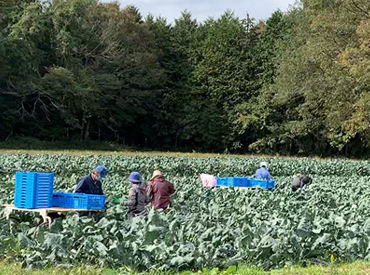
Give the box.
[0,0,368,156]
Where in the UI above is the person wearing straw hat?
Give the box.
[124,172,150,216]
[147,170,176,211]
[74,165,107,195]
[255,162,272,181]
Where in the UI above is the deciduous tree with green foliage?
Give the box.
[0,0,368,157]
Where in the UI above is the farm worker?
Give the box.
[255,162,272,181]
[147,170,176,211]
[74,165,107,195]
[125,172,150,216]
[199,174,216,188]
[291,175,313,191]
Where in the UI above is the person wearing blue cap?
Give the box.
[124,172,150,216]
[74,165,107,195]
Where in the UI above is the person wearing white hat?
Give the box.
[255,162,272,181]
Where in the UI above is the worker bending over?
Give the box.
[292,175,313,191]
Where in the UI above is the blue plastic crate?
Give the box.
[249,179,263,188]
[231,177,250,187]
[216,177,232,187]
[216,177,250,187]
[52,192,105,210]
[249,179,275,189]
[14,172,54,209]
[259,181,268,189]
[217,177,275,189]
[267,181,275,189]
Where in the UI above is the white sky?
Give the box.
[100,0,297,23]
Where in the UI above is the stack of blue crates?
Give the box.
[14,172,54,209]
[216,177,275,189]
[52,192,105,210]
[13,172,105,210]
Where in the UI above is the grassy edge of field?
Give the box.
[1,260,370,275]
[0,148,356,162]
[0,137,364,160]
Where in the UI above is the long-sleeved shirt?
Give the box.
[74,175,103,195]
[200,174,216,188]
[125,183,150,215]
[255,168,272,181]
[147,177,175,210]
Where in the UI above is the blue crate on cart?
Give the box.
[216,177,232,187]
[249,179,275,189]
[217,177,275,189]
[14,172,54,209]
[52,192,105,210]
[216,177,250,187]
[216,178,231,187]
[230,177,250,187]
[267,180,275,189]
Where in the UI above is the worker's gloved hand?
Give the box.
[112,197,121,205]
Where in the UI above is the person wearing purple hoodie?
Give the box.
[255,162,272,181]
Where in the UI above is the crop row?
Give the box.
[0,154,369,270]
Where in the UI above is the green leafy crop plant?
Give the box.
[0,154,369,271]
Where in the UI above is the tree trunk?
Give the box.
[5,129,13,141]
[84,120,90,140]
[80,123,84,141]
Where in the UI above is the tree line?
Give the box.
[0,0,368,156]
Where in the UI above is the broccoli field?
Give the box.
[0,154,369,271]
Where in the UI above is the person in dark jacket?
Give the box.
[74,165,107,195]
[292,175,313,191]
[125,172,150,216]
[147,170,176,211]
